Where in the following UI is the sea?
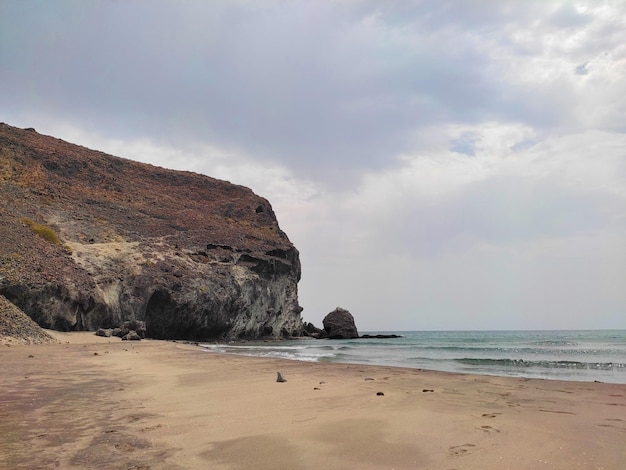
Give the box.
[200,330,626,384]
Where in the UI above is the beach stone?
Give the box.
[119,320,146,339]
[322,307,359,339]
[276,371,287,382]
[95,328,112,337]
[376,392,384,396]
[122,330,141,341]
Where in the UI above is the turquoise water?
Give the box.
[201,330,626,384]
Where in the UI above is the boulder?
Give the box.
[322,307,359,339]
[119,320,146,339]
[122,330,141,341]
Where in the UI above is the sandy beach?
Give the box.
[1,332,624,469]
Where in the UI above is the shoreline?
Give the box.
[197,331,626,385]
[1,331,625,469]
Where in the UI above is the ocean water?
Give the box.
[200,330,626,384]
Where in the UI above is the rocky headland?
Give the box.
[0,123,304,340]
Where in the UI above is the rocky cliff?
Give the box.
[0,123,304,340]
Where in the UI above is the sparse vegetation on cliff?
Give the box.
[20,217,61,244]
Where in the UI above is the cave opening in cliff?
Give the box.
[145,289,175,339]
[145,288,229,340]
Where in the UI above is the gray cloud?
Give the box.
[0,1,592,176]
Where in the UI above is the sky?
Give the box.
[1,0,625,331]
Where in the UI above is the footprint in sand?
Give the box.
[596,423,626,431]
[538,409,575,415]
[141,424,163,432]
[449,444,476,456]
[481,413,501,418]
[476,425,500,434]
[114,442,136,452]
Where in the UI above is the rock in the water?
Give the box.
[322,307,359,339]
[360,334,402,339]
[301,321,324,337]
[301,321,328,339]
[276,371,287,383]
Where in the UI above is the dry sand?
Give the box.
[1,331,624,470]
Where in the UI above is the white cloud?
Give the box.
[294,126,626,327]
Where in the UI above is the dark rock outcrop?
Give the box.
[322,307,359,339]
[301,321,327,338]
[360,334,403,339]
[0,123,304,340]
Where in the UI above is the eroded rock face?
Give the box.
[0,123,304,340]
[322,307,359,339]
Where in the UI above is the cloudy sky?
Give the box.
[2,0,625,331]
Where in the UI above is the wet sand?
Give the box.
[1,331,624,469]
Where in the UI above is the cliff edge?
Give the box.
[0,123,304,340]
